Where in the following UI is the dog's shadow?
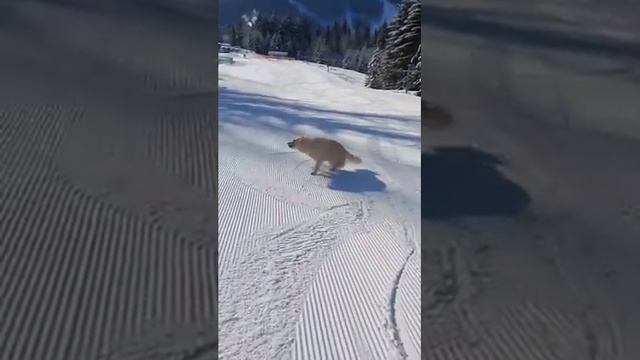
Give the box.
[327,169,386,193]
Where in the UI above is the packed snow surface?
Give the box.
[218,52,421,359]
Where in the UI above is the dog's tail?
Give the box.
[346,152,362,164]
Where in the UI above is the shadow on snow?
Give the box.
[219,87,419,143]
[328,169,386,193]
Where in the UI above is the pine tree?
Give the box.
[299,17,313,56]
[409,44,421,94]
[365,0,420,94]
[232,25,243,47]
[359,46,374,74]
[281,15,296,54]
[379,0,411,88]
[269,32,283,51]
[366,22,389,89]
[313,35,328,62]
[388,0,420,89]
[342,50,352,69]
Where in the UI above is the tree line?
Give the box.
[219,0,421,95]
[366,0,421,95]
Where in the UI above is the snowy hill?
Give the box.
[218,52,421,359]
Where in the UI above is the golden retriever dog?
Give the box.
[287,136,362,175]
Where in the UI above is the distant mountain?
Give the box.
[219,0,400,31]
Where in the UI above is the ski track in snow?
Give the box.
[218,53,421,359]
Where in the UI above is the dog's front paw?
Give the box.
[310,171,318,175]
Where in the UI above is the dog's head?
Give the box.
[287,136,305,149]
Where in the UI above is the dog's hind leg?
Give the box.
[311,160,321,175]
[329,156,345,172]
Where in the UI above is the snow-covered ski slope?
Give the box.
[218,52,421,359]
